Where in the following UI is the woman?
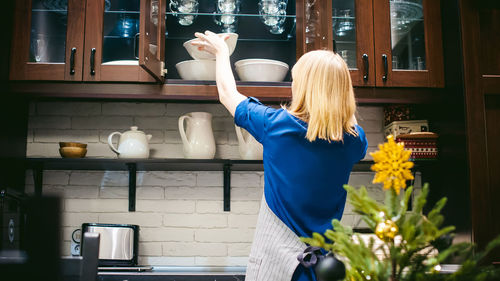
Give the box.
[193,31,368,281]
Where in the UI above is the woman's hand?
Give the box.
[192,31,230,57]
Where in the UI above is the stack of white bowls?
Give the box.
[176,33,238,80]
[235,58,289,82]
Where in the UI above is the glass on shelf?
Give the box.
[164,0,296,82]
[214,0,241,33]
[29,0,68,63]
[390,0,426,70]
[102,0,140,64]
[332,0,357,69]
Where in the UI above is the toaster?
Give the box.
[81,223,139,266]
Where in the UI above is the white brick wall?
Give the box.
[25,101,404,267]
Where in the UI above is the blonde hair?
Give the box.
[287,50,357,142]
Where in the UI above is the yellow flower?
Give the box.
[370,135,414,194]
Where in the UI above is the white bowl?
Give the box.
[176,60,216,80]
[235,59,289,82]
[183,33,238,60]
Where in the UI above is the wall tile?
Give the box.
[99,213,163,227]
[29,116,71,129]
[165,187,223,200]
[227,243,252,256]
[72,116,134,129]
[163,214,227,228]
[162,242,227,257]
[195,201,224,214]
[102,103,166,116]
[140,227,194,242]
[62,213,99,227]
[195,229,255,243]
[139,242,163,256]
[231,173,261,188]
[37,102,101,116]
[45,185,98,199]
[65,199,128,212]
[228,214,258,228]
[196,171,223,187]
[34,129,99,143]
[136,200,195,213]
[142,171,196,187]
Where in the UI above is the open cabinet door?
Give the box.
[139,0,166,82]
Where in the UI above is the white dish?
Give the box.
[235,59,289,82]
[176,60,216,80]
[101,60,139,66]
[183,33,238,60]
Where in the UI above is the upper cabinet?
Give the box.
[372,0,444,87]
[10,0,444,88]
[10,0,164,82]
[326,0,444,87]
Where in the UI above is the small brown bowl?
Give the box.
[59,142,87,148]
[59,147,87,158]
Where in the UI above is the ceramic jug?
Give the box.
[235,125,263,160]
[178,112,216,159]
[108,126,152,158]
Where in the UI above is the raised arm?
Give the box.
[192,31,246,116]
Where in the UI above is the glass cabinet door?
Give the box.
[83,0,159,82]
[102,0,141,64]
[30,0,68,64]
[374,0,444,87]
[10,0,85,80]
[331,0,374,86]
[163,0,296,83]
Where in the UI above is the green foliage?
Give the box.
[301,183,500,281]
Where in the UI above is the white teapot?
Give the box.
[108,126,152,158]
[235,125,263,160]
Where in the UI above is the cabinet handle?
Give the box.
[90,48,96,76]
[69,47,76,75]
[362,54,369,81]
[134,33,140,60]
[382,54,388,82]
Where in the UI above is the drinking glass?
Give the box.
[32,36,48,62]
[214,0,241,33]
[258,0,288,34]
[169,0,199,26]
[335,9,354,37]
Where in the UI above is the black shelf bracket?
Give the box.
[33,164,43,197]
[127,163,137,212]
[223,163,232,212]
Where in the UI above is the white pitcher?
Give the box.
[178,112,216,159]
[108,126,152,159]
[235,125,263,160]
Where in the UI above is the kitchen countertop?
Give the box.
[98,266,246,281]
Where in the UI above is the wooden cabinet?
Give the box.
[312,0,444,87]
[10,0,163,82]
[372,0,444,87]
[10,0,444,88]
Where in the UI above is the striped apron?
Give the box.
[245,195,308,281]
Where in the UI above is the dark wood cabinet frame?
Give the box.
[10,0,445,92]
[10,0,86,81]
[374,0,445,87]
[459,0,500,263]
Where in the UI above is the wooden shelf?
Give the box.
[21,157,436,212]
[8,82,443,104]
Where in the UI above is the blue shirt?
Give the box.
[234,97,368,239]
